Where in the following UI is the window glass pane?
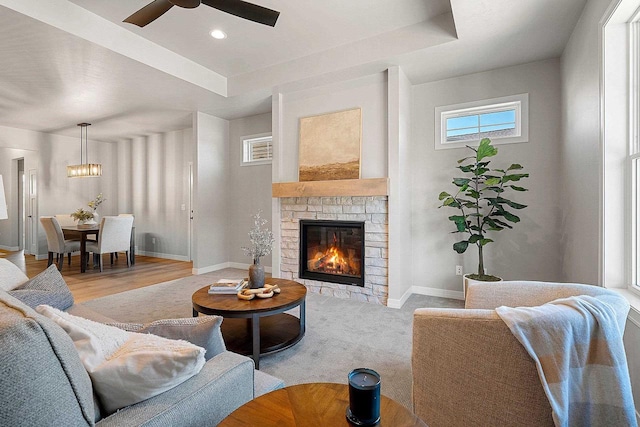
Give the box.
[480,110,516,126]
[447,115,478,131]
[480,124,516,133]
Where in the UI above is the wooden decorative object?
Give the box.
[298,108,362,182]
[237,284,281,300]
[272,178,389,198]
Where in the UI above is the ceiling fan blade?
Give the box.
[124,0,174,27]
[201,0,280,27]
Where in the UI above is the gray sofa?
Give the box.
[0,259,283,426]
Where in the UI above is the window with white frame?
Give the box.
[435,94,529,150]
[242,133,272,166]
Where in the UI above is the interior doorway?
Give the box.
[17,159,24,250]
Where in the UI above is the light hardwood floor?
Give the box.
[1,250,193,303]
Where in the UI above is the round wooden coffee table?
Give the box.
[192,278,306,369]
[219,382,427,427]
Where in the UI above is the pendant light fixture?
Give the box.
[67,123,102,178]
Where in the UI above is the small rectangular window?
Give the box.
[435,94,528,150]
[242,134,272,166]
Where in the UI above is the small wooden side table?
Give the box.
[219,382,427,427]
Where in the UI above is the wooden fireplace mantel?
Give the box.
[272,178,389,198]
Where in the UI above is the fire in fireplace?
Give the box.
[299,220,365,286]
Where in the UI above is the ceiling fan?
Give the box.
[124,0,280,28]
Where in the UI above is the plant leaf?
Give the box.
[509,185,528,191]
[476,138,498,161]
[501,211,521,223]
[453,178,471,187]
[468,234,483,244]
[453,241,469,254]
[457,156,474,164]
[503,200,527,210]
[502,173,529,183]
[458,165,474,173]
[438,191,451,200]
[480,238,494,246]
[485,177,501,186]
[448,215,467,232]
[507,163,524,170]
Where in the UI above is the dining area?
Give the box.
[40,213,135,274]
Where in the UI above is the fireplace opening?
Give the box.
[299,220,365,286]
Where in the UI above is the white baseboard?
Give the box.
[0,245,20,251]
[387,285,465,309]
[136,250,189,262]
[193,262,273,276]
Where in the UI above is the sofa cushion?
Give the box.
[0,291,95,426]
[8,264,74,310]
[36,305,207,415]
[0,258,28,291]
[107,316,226,361]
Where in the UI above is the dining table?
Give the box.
[62,225,136,273]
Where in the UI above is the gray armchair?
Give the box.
[412,281,627,427]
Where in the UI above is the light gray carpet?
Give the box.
[80,268,463,409]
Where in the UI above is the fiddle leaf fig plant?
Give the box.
[438,138,529,281]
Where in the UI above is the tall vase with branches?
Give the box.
[438,138,529,281]
[242,211,274,288]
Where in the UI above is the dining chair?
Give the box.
[40,216,81,271]
[54,214,77,227]
[86,216,134,272]
[112,214,135,261]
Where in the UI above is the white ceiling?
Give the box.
[0,0,587,142]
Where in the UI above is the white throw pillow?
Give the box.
[36,305,206,414]
[0,258,29,291]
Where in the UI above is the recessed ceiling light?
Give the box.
[210,29,227,40]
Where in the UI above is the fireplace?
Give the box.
[299,220,365,286]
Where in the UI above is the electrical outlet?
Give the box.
[456,265,463,276]
[152,237,156,245]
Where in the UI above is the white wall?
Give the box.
[410,59,564,296]
[560,0,612,286]
[387,66,413,304]
[114,129,193,260]
[227,113,273,267]
[192,112,229,272]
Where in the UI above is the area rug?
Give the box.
[80,268,463,409]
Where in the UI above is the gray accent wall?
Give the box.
[227,113,273,268]
[410,59,564,295]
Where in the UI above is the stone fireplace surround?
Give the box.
[278,196,389,305]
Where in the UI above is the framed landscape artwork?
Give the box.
[298,108,362,181]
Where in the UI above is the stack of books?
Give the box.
[208,279,248,295]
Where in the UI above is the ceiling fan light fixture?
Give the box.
[210,29,227,39]
[67,123,103,178]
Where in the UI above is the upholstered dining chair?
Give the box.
[40,216,81,271]
[54,214,77,227]
[112,213,134,261]
[86,216,134,272]
[412,281,631,427]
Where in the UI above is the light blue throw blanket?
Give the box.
[496,295,637,427]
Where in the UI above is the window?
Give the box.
[242,133,272,166]
[435,94,529,150]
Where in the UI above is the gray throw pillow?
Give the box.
[8,264,74,310]
[107,316,226,360]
